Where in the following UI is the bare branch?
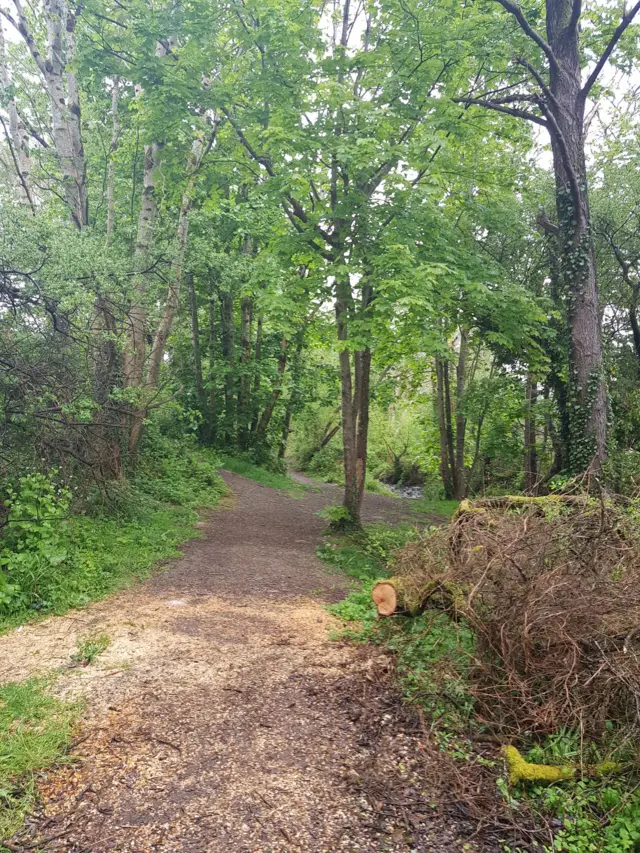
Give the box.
[581,0,640,100]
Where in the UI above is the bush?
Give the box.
[0,442,225,627]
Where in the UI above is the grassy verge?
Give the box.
[0,441,226,633]
[408,497,459,518]
[321,523,640,853]
[220,455,305,495]
[0,678,78,845]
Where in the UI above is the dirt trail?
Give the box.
[0,474,475,853]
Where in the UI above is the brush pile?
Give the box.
[378,495,640,738]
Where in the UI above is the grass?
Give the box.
[408,497,459,518]
[220,455,305,496]
[0,679,77,845]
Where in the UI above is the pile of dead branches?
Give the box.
[390,495,640,738]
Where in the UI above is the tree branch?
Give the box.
[454,96,548,127]
[514,57,561,112]
[4,0,48,81]
[491,0,559,73]
[580,0,640,100]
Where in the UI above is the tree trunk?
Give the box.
[105,77,119,246]
[251,314,263,434]
[435,358,455,499]
[278,336,304,459]
[207,280,218,444]
[0,19,33,209]
[255,337,288,441]
[335,269,359,524]
[524,375,539,495]
[238,296,253,448]
[220,291,236,444]
[454,329,468,500]
[123,141,161,393]
[546,0,607,474]
[44,0,87,227]
[188,273,206,415]
[442,358,457,496]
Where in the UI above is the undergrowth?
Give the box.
[321,522,640,853]
[0,679,77,845]
[0,438,226,631]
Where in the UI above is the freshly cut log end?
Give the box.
[372,581,398,616]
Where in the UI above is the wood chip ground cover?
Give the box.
[0,473,485,853]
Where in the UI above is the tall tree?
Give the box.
[459,0,640,473]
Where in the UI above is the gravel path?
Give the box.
[0,473,482,853]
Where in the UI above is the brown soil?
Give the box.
[0,473,483,853]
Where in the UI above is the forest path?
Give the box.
[0,473,472,853]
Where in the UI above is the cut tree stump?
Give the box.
[371,580,399,616]
[371,578,468,618]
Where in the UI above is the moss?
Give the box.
[502,745,575,785]
[502,746,624,786]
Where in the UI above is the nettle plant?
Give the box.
[0,472,71,612]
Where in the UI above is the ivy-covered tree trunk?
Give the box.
[546,1,607,472]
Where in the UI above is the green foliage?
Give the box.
[0,472,72,614]
[0,442,225,631]
[71,633,110,665]
[0,679,77,842]
[317,504,353,527]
